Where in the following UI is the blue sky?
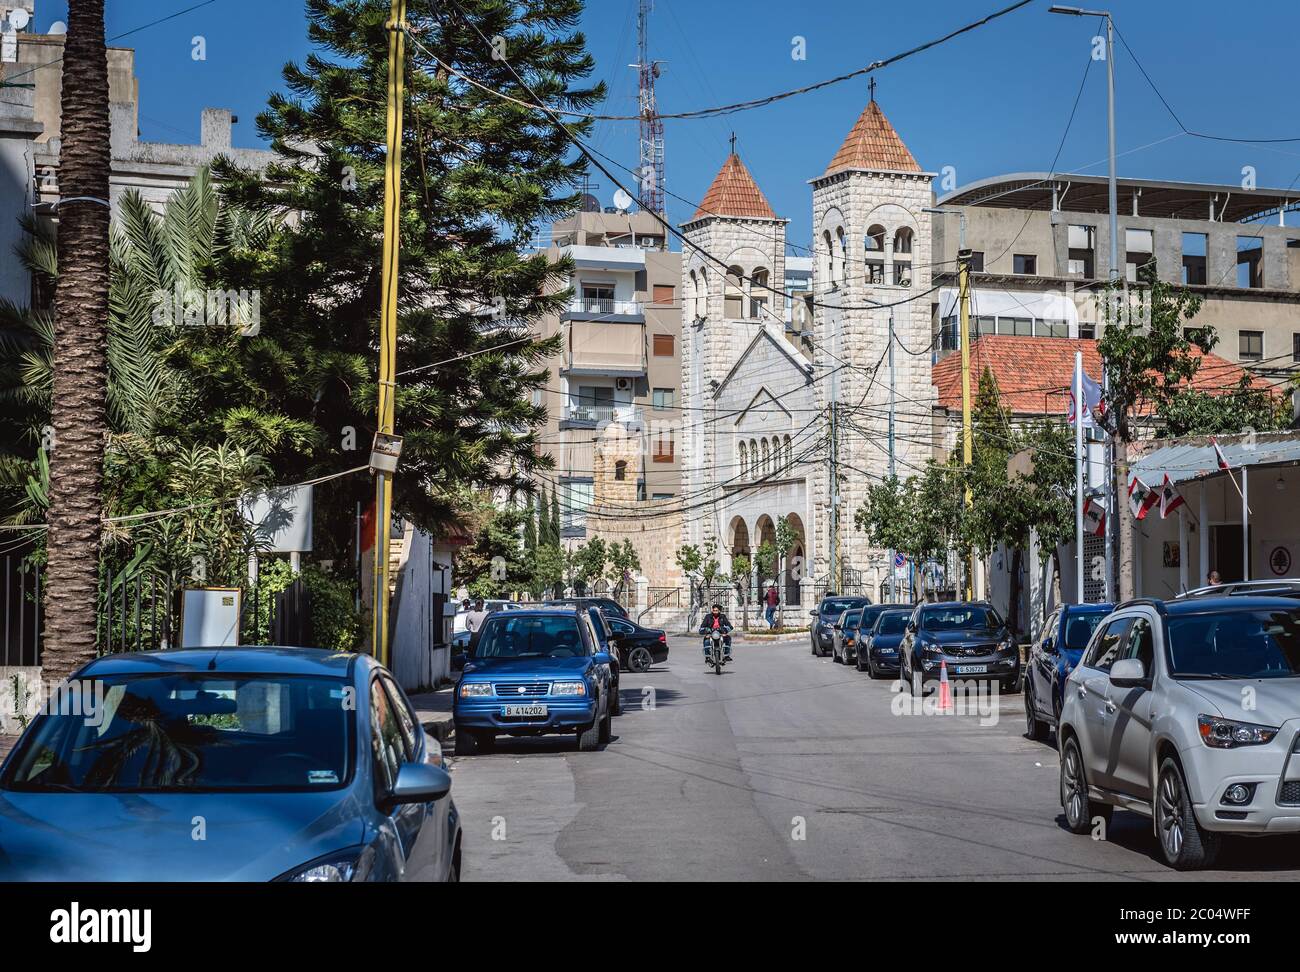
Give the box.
[37,0,1300,250]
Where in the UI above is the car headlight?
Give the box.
[920,640,941,655]
[550,681,587,696]
[459,681,492,698]
[1197,714,1278,749]
[999,638,1014,653]
[277,846,372,883]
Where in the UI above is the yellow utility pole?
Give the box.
[958,247,975,601]
[372,0,408,668]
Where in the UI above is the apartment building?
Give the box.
[539,206,683,540]
[930,173,1300,385]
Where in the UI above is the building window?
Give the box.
[561,480,593,532]
[614,460,627,481]
[1237,237,1263,289]
[1039,319,1069,338]
[1068,225,1096,278]
[1239,330,1264,360]
[1294,333,1300,363]
[653,432,674,462]
[1182,232,1207,285]
[968,251,985,272]
[1125,229,1154,282]
[653,333,674,357]
[651,493,673,500]
[652,387,674,410]
[652,284,675,304]
[738,440,748,478]
[1078,323,1097,340]
[1013,254,1037,275]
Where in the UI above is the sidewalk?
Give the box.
[407,682,456,744]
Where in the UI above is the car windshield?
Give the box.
[920,606,1002,632]
[822,598,867,617]
[1,673,352,793]
[877,612,909,635]
[1063,611,1109,649]
[1168,608,1300,679]
[843,610,863,627]
[475,615,588,659]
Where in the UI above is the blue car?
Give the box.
[454,606,615,755]
[1023,602,1114,740]
[0,647,461,882]
[856,607,912,677]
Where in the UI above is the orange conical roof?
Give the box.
[691,153,777,221]
[822,99,921,177]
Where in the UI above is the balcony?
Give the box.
[561,297,645,321]
[563,320,647,377]
[559,403,644,429]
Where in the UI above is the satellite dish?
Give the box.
[47,19,67,35]
[580,192,600,214]
[612,188,633,213]
[8,8,31,29]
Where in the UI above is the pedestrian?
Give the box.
[1206,569,1221,586]
[463,597,489,635]
[764,583,779,629]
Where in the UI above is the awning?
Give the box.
[937,287,1080,327]
[1129,432,1300,487]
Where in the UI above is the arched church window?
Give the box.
[835,228,847,288]
[614,460,627,481]
[724,266,745,319]
[688,270,699,319]
[783,435,792,469]
[761,438,771,476]
[738,440,748,479]
[820,230,834,289]
[750,268,769,320]
[866,224,886,285]
[893,227,913,254]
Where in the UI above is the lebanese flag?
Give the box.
[1068,370,1105,428]
[1082,497,1106,537]
[1210,436,1231,471]
[1158,474,1187,519]
[1128,476,1159,521]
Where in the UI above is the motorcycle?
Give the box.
[702,627,731,675]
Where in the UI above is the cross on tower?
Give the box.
[868,76,876,102]
[729,132,737,156]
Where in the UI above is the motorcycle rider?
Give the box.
[699,602,733,664]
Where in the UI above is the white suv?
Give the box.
[1058,596,1300,870]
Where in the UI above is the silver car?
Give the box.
[1058,596,1300,870]
[0,647,461,881]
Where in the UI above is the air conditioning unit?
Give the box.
[615,377,633,392]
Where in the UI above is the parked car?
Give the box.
[0,647,461,882]
[832,603,911,666]
[1176,579,1300,601]
[810,595,872,657]
[1024,602,1114,740]
[453,606,615,755]
[577,603,622,715]
[604,615,669,673]
[1058,595,1300,869]
[544,596,630,621]
[857,607,913,678]
[899,601,1020,693]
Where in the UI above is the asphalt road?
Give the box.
[448,633,1300,881]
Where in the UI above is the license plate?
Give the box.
[955,665,987,675]
[502,704,548,717]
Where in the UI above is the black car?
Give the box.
[604,615,669,673]
[1023,601,1113,740]
[898,601,1020,693]
[810,595,872,657]
[545,596,631,621]
[831,603,911,666]
[857,607,912,677]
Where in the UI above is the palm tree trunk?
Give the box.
[42,0,111,681]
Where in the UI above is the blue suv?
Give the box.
[453,607,615,755]
[1023,602,1113,740]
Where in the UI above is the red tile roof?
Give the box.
[691,153,777,221]
[932,335,1276,417]
[823,100,922,178]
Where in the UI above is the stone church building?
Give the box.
[679,96,937,604]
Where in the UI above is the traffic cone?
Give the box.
[937,660,954,713]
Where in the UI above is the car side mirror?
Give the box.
[450,652,467,672]
[809,609,818,617]
[1041,636,1056,654]
[593,651,612,666]
[389,762,451,805]
[907,621,917,633]
[1109,657,1147,688]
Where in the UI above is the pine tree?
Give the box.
[550,489,562,544]
[523,496,537,551]
[536,484,551,546]
[199,0,604,551]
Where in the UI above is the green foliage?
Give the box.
[606,538,640,592]
[454,500,529,599]
[528,542,565,597]
[1158,375,1293,438]
[570,537,607,586]
[249,559,364,651]
[729,553,751,586]
[754,541,777,579]
[523,496,537,551]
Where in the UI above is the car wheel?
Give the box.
[832,645,841,663]
[855,652,866,673]
[610,677,622,716]
[1025,683,1049,741]
[1060,736,1111,834]
[577,716,601,751]
[598,700,612,744]
[627,646,653,673]
[1156,757,1220,870]
[454,727,480,757]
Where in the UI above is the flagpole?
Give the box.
[1242,466,1250,581]
[1074,350,1084,604]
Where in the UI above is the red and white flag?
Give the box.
[1128,476,1159,521]
[1210,436,1231,471]
[1158,474,1187,519]
[1082,497,1106,537]
[1068,370,1105,428]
